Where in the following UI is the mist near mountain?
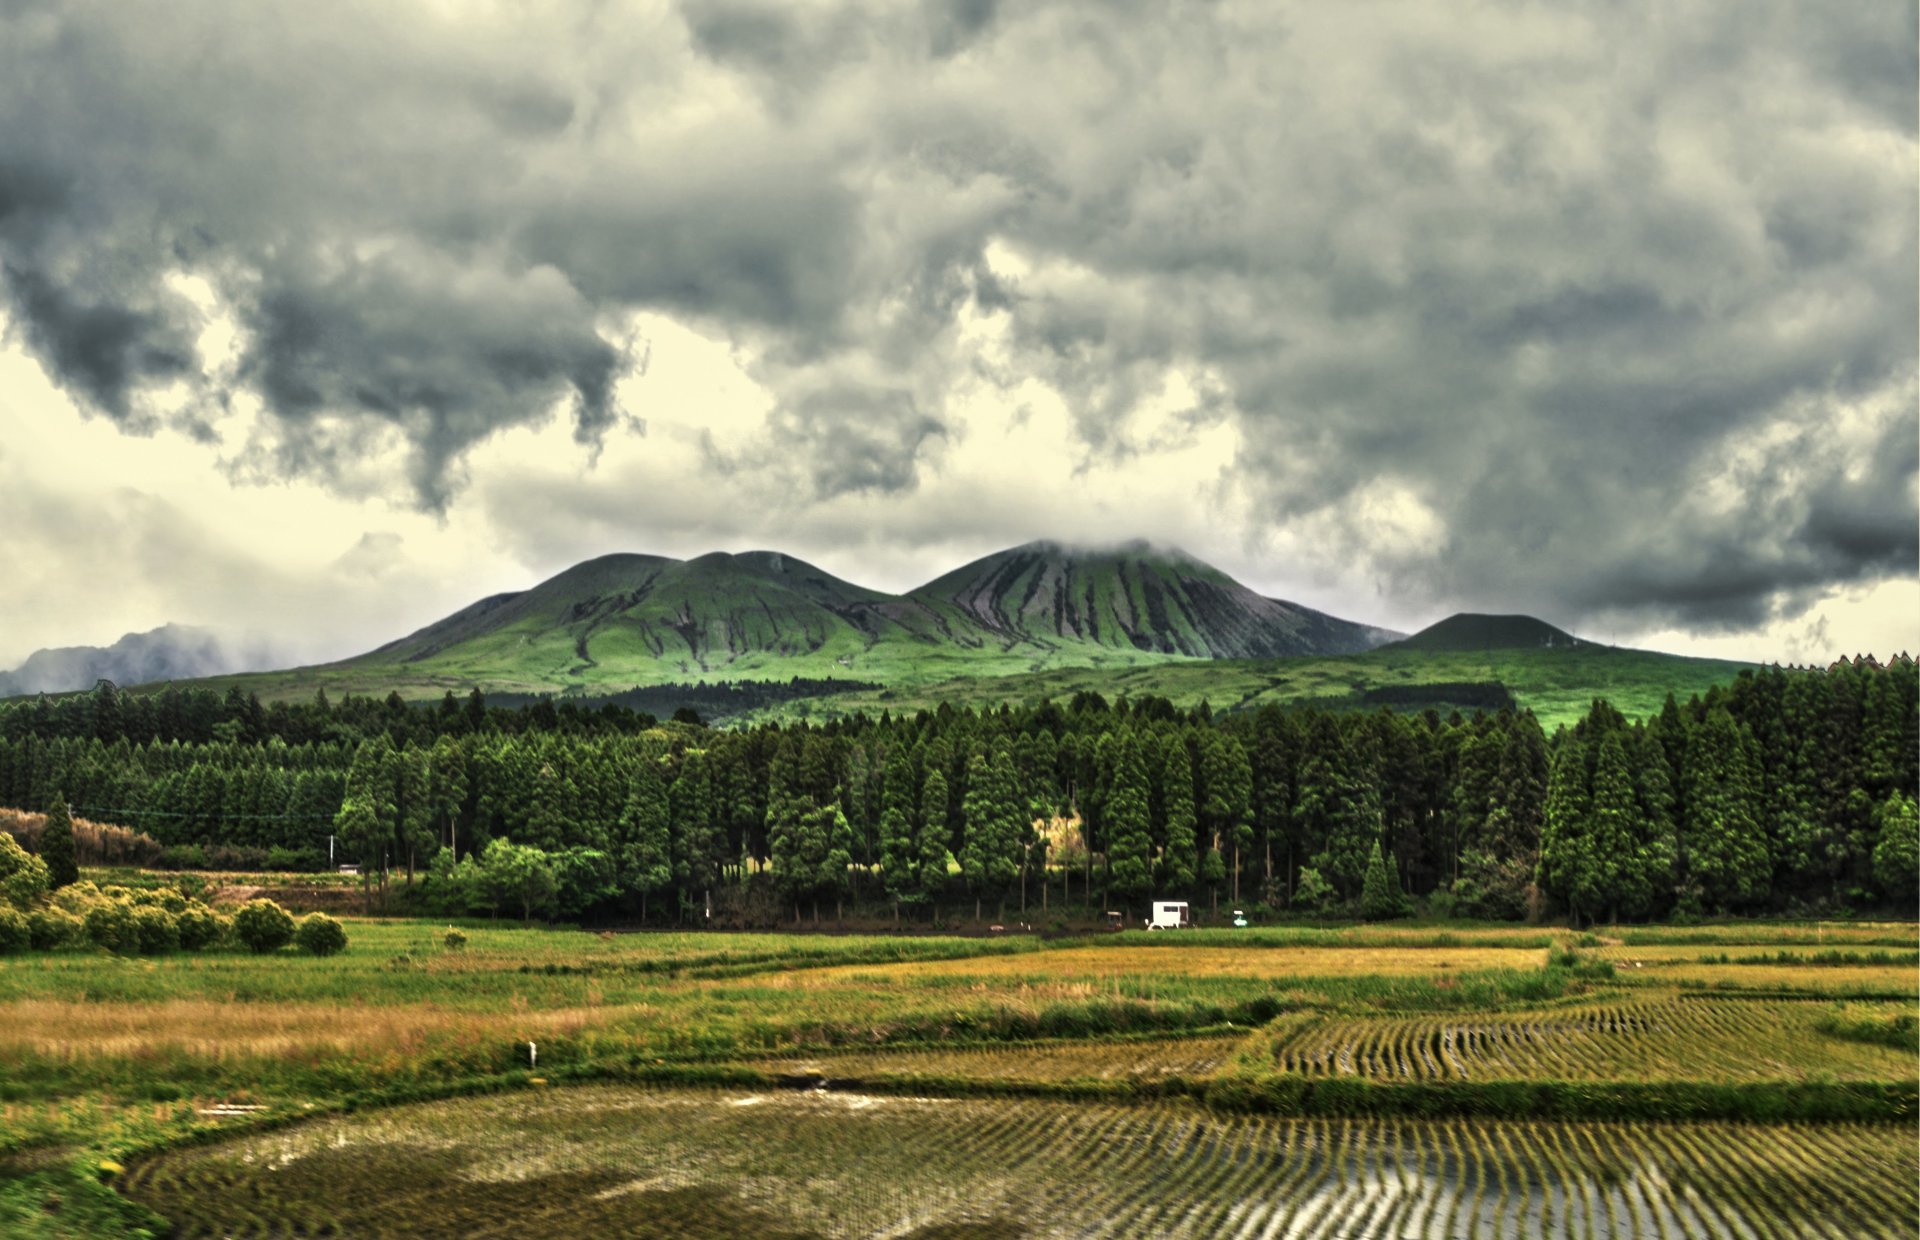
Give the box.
[0,625,278,697]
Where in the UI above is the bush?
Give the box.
[232,899,295,953]
[176,905,223,950]
[266,846,327,873]
[0,906,28,954]
[0,832,50,910]
[132,906,180,955]
[295,912,348,957]
[160,844,209,871]
[443,927,469,951]
[84,901,139,953]
[27,906,82,950]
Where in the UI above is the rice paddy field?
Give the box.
[1,914,1915,1237]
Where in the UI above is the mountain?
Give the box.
[1387,613,1588,653]
[0,624,267,696]
[186,540,1399,701]
[912,540,1395,658]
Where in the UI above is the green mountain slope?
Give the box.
[196,540,1398,701]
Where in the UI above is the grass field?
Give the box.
[0,913,1913,1236]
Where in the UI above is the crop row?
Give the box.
[1260,995,1916,1083]
[120,1086,1919,1238]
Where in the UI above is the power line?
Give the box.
[67,805,337,821]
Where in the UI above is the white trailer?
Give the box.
[1145,901,1191,930]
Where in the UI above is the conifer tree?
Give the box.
[1684,707,1770,912]
[38,793,79,889]
[1537,734,1594,923]
[1159,737,1198,890]
[1105,734,1154,904]
[917,768,951,916]
[877,746,918,922]
[1359,839,1409,920]
[617,759,673,922]
[1199,731,1253,902]
[671,751,721,917]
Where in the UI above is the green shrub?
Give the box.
[0,832,50,910]
[160,844,209,870]
[132,907,180,955]
[84,901,139,953]
[443,927,469,951]
[232,899,295,954]
[295,913,348,957]
[0,906,28,954]
[266,846,327,873]
[27,906,82,950]
[176,905,223,950]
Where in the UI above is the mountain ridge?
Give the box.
[150,539,1398,701]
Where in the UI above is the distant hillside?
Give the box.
[0,624,267,696]
[1387,613,1588,653]
[142,540,1399,703]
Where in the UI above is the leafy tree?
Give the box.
[38,794,79,890]
[479,839,557,924]
[550,847,620,919]
[232,898,295,953]
[1293,866,1335,917]
[1871,791,1917,904]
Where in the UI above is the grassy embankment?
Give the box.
[0,912,1911,1236]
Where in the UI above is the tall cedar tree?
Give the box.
[671,752,722,916]
[1536,735,1593,923]
[877,745,918,920]
[1199,730,1253,902]
[1105,734,1154,903]
[1684,707,1770,912]
[1158,737,1198,890]
[617,759,673,922]
[917,769,951,915]
[39,793,79,889]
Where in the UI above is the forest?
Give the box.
[0,657,1913,926]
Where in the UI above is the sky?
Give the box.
[0,0,1915,672]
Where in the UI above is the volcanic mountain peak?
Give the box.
[1389,613,1588,652]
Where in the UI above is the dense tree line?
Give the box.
[0,659,1912,923]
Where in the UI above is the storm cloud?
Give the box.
[0,0,1913,632]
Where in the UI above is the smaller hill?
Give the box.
[0,624,269,696]
[1388,613,1588,653]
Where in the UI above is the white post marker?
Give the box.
[529,1041,537,1068]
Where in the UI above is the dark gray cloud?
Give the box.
[0,0,1912,635]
